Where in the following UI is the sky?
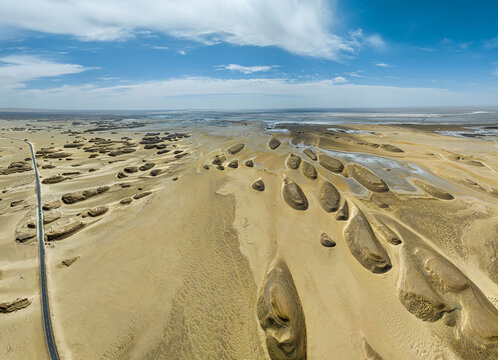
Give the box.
[0,0,498,110]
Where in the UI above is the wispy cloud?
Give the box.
[345,70,364,78]
[178,50,186,55]
[0,55,92,89]
[98,76,120,81]
[493,68,498,77]
[150,46,169,50]
[483,37,498,50]
[217,64,278,74]
[440,38,473,51]
[0,0,382,60]
[0,76,472,110]
[375,63,391,68]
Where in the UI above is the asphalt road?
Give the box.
[23,139,61,360]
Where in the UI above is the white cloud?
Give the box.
[332,76,347,83]
[0,0,364,59]
[218,64,277,74]
[0,55,91,89]
[365,34,387,51]
[150,46,169,50]
[484,37,498,50]
[178,50,186,55]
[375,63,391,68]
[0,76,479,110]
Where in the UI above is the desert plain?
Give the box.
[0,116,497,360]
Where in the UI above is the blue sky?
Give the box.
[0,0,497,109]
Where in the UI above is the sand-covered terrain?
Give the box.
[0,116,497,359]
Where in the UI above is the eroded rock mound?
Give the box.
[336,201,349,221]
[0,298,31,313]
[343,204,391,273]
[16,229,36,243]
[244,159,254,167]
[257,257,307,360]
[318,181,340,212]
[318,154,344,173]
[87,206,108,217]
[380,144,403,153]
[303,148,317,161]
[282,180,308,210]
[43,212,61,225]
[42,175,66,184]
[133,191,152,200]
[61,186,109,204]
[0,161,32,175]
[413,179,453,200]
[227,143,245,155]
[139,163,156,171]
[212,153,227,166]
[269,137,281,150]
[45,151,72,159]
[347,164,389,193]
[46,221,85,241]
[124,166,138,173]
[43,199,62,211]
[301,161,317,180]
[320,233,336,247]
[252,179,265,191]
[373,221,401,245]
[286,153,302,169]
[397,247,453,321]
[62,256,80,267]
[227,159,238,168]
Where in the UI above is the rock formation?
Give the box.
[282,180,308,210]
[343,204,391,273]
[257,257,307,360]
[317,181,340,212]
[347,164,389,192]
[318,154,344,173]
